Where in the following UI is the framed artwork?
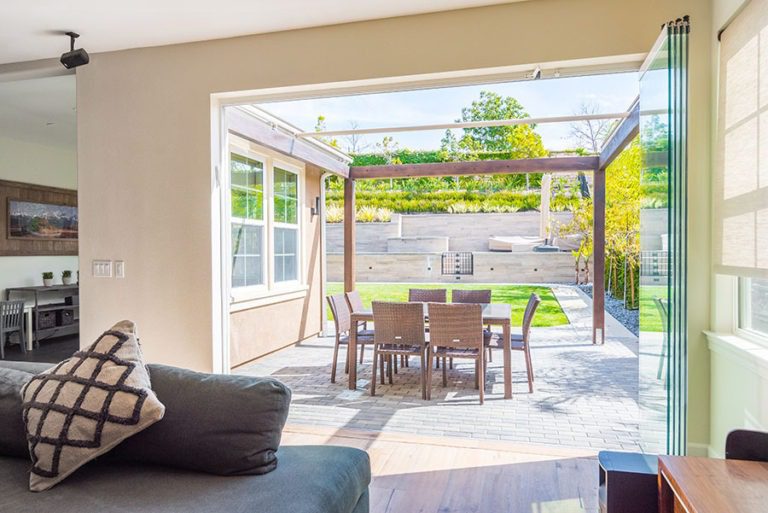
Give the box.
[0,180,77,256]
[8,200,78,240]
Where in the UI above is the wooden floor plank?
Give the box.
[281,424,600,513]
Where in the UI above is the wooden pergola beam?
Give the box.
[599,101,640,169]
[349,156,599,180]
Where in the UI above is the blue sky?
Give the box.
[257,71,638,152]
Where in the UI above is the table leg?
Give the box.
[25,307,34,351]
[349,322,358,390]
[503,320,512,399]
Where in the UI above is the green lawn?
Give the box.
[639,285,666,333]
[326,282,569,327]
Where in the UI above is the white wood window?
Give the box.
[228,139,304,302]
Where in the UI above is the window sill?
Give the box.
[230,285,309,312]
[705,331,768,379]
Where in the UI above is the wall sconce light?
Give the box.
[311,196,321,218]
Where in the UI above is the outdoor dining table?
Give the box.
[348,302,514,399]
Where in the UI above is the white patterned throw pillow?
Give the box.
[21,320,165,491]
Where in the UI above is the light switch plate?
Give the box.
[114,260,125,278]
[92,260,112,278]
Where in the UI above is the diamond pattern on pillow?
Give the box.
[21,320,165,492]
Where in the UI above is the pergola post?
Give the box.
[593,167,606,345]
[343,178,356,293]
[539,173,552,240]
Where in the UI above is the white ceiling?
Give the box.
[0,75,76,147]
[0,0,525,65]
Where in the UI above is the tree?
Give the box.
[605,138,641,307]
[569,101,617,199]
[314,115,339,148]
[453,91,547,158]
[343,121,371,154]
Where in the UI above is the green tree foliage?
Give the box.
[453,91,547,157]
[605,138,641,307]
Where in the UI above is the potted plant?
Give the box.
[42,272,54,287]
[62,270,73,285]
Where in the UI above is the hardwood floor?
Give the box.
[281,424,601,513]
[1,334,78,364]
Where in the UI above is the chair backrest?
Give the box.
[452,289,492,304]
[327,294,351,334]
[725,429,768,462]
[408,288,447,303]
[372,301,425,346]
[427,303,483,350]
[345,290,365,313]
[1,300,25,330]
[521,293,542,341]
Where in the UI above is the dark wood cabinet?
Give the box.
[598,451,659,513]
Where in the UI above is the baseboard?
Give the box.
[707,445,725,459]
[687,442,710,457]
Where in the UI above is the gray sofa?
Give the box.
[0,361,370,513]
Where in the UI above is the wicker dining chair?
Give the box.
[452,289,494,362]
[486,293,541,393]
[345,290,372,363]
[370,301,428,399]
[428,302,486,404]
[327,294,375,383]
[408,288,447,303]
[0,300,26,359]
[451,289,491,304]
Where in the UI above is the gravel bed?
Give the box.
[577,284,639,337]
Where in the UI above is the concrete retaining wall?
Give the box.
[327,251,589,284]
[326,211,574,253]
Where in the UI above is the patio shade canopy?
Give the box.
[340,100,640,345]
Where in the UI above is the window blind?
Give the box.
[714,0,768,279]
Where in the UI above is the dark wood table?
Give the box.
[348,303,513,398]
[658,455,768,513]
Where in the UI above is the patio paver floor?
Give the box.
[236,285,641,452]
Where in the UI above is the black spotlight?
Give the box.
[60,32,89,69]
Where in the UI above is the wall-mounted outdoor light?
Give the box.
[311,196,321,218]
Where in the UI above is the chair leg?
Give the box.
[371,346,379,396]
[474,359,479,389]
[525,347,534,393]
[426,348,433,400]
[436,356,440,369]
[488,347,492,362]
[478,356,485,405]
[359,344,365,364]
[442,356,447,387]
[331,338,340,383]
[449,357,453,370]
[0,334,5,360]
[387,354,393,385]
[19,328,26,355]
[393,353,398,374]
[380,352,386,385]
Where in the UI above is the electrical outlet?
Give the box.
[114,261,125,278]
[92,260,112,278]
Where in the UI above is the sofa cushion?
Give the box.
[112,364,291,476]
[21,320,165,491]
[0,367,37,458]
[0,445,371,513]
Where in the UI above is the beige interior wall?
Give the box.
[229,164,324,367]
[71,0,713,449]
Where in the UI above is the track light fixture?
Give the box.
[60,32,89,69]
